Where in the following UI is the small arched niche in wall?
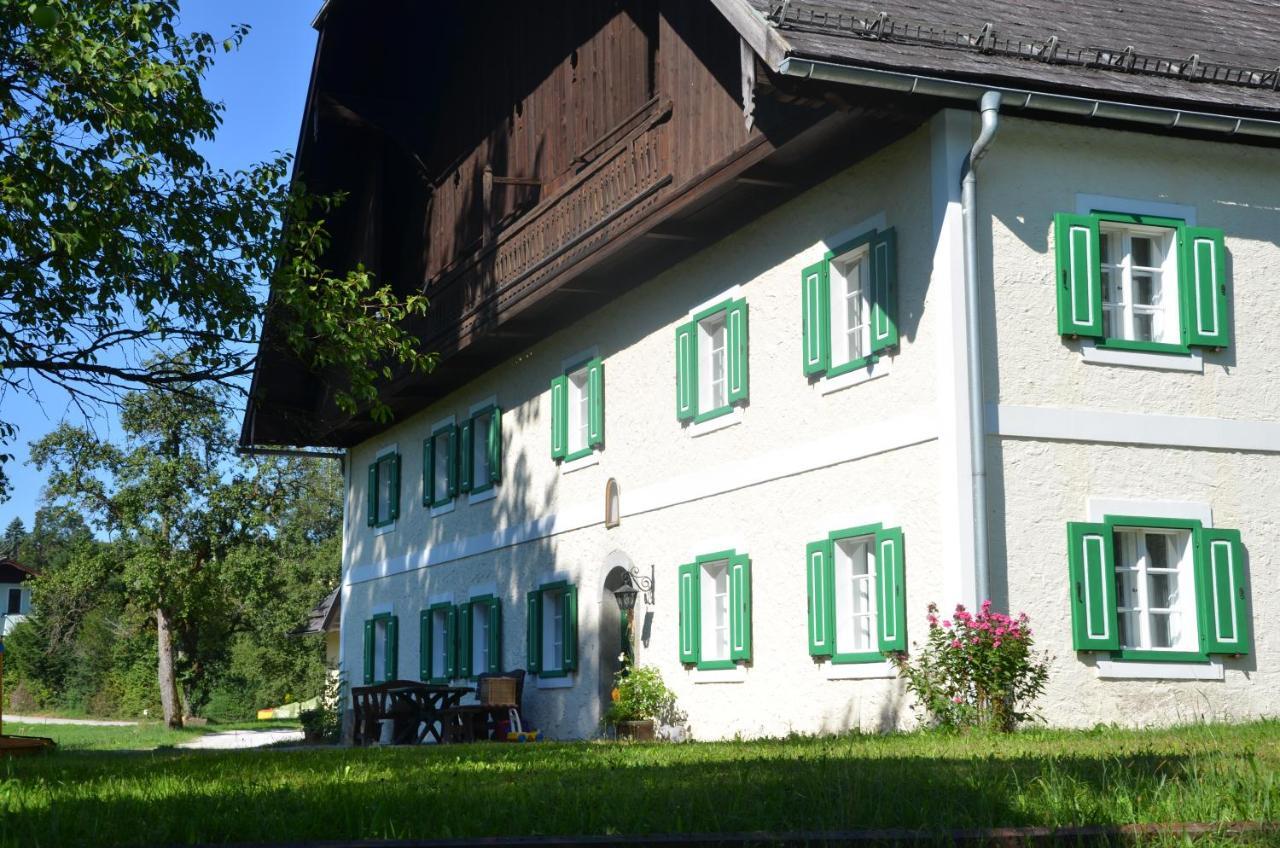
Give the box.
[604,478,621,529]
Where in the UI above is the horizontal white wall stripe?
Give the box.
[345,410,939,586]
[989,404,1280,454]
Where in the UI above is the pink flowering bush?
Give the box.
[890,600,1049,732]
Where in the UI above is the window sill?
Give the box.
[824,659,897,680]
[688,406,743,438]
[468,487,497,505]
[1079,341,1203,373]
[1095,657,1223,681]
[819,355,891,396]
[690,665,747,684]
[534,674,575,689]
[429,500,456,518]
[373,521,396,537]
[560,450,600,475]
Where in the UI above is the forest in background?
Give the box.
[1,385,341,723]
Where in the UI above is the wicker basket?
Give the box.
[479,676,518,706]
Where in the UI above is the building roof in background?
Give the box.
[291,586,340,637]
[732,0,1280,116]
[0,558,36,584]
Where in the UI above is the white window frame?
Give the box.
[699,558,731,664]
[1113,526,1198,654]
[541,588,567,674]
[1098,222,1181,346]
[373,444,398,536]
[828,245,872,371]
[428,415,457,517]
[697,310,729,416]
[833,535,877,656]
[430,606,451,680]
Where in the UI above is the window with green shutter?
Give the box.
[366,452,401,528]
[419,602,456,683]
[458,595,502,678]
[1053,211,1230,353]
[801,228,899,380]
[551,356,605,461]
[1066,516,1250,661]
[675,298,749,424]
[462,405,503,494]
[806,524,906,663]
[526,581,577,676]
[677,549,752,669]
[364,612,398,684]
[423,424,458,509]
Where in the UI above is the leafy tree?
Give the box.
[16,506,92,571]
[2,516,23,557]
[0,0,433,501]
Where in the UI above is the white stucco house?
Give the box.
[242,0,1279,739]
[0,557,34,638]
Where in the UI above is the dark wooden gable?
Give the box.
[243,0,931,448]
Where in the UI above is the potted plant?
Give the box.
[602,658,677,741]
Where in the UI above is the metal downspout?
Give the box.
[961,91,1001,606]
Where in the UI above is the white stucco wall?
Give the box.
[340,126,951,739]
[980,117,1280,726]
[1,582,31,637]
[338,112,1280,739]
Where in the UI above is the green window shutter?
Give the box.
[727,299,749,403]
[388,454,401,520]
[563,584,579,672]
[675,320,697,421]
[875,526,907,652]
[385,615,399,680]
[363,619,375,684]
[587,357,605,449]
[678,562,699,664]
[457,603,472,678]
[445,426,459,498]
[550,375,568,459]
[801,260,830,377]
[870,227,899,354]
[1066,522,1119,650]
[487,407,503,484]
[366,464,377,526]
[444,606,457,678]
[1181,227,1230,349]
[459,421,474,492]
[1198,528,1249,655]
[487,597,502,673]
[729,553,752,662]
[1054,213,1104,338]
[806,539,834,657]
[526,590,541,674]
[426,440,438,507]
[424,614,435,681]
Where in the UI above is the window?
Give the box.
[802,228,899,378]
[458,595,501,677]
[419,603,456,683]
[676,298,748,423]
[460,405,503,495]
[362,613,399,684]
[6,588,20,615]
[1055,212,1229,352]
[422,424,458,508]
[550,357,604,461]
[365,452,401,528]
[1067,517,1249,661]
[806,524,906,662]
[678,550,752,669]
[526,581,578,676]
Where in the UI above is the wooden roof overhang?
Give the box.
[240,9,937,449]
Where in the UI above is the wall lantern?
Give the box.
[611,564,654,612]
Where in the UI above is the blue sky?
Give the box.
[0,1,320,533]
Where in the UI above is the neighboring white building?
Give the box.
[0,557,34,638]
[243,1,1280,739]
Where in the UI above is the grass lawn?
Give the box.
[0,721,1277,846]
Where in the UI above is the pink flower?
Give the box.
[942,620,952,629]
[981,599,993,612]
[992,639,1002,648]
[971,637,980,645]
[952,695,963,704]
[951,639,962,649]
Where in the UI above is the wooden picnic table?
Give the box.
[351,680,473,745]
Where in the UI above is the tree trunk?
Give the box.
[156,605,183,729]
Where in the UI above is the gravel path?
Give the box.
[3,715,137,727]
[177,729,304,750]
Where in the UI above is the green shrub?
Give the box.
[602,661,679,727]
[891,601,1050,732]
